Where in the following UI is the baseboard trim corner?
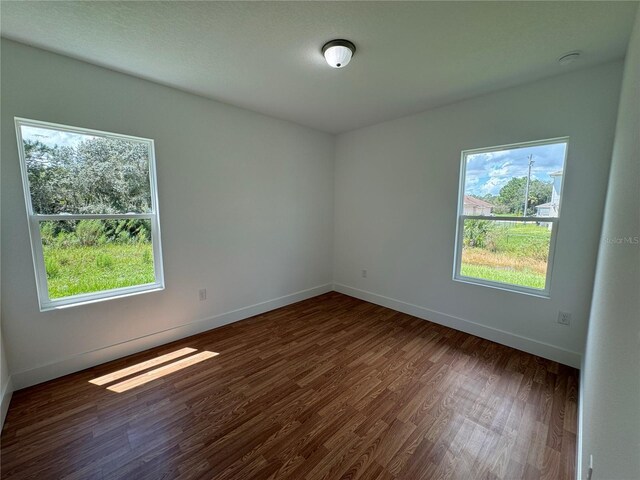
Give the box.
[1,376,13,431]
[333,283,581,368]
[12,283,333,390]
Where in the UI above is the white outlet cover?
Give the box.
[558,311,571,325]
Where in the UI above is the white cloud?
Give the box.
[464,142,566,196]
[478,176,504,195]
[21,125,96,148]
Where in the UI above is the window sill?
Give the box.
[453,276,550,299]
[39,284,164,312]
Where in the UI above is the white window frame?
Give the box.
[15,117,165,311]
[453,137,569,298]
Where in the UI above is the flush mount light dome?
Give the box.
[322,39,356,68]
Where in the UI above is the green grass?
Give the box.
[43,242,155,299]
[460,263,546,290]
[461,222,551,289]
[490,223,551,260]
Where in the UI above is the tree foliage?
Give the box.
[25,137,151,215]
[463,220,495,248]
[495,177,552,215]
[25,136,152,243]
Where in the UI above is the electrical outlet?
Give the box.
[557,311,571,326]
[361,269,367,278]
[199,289,207,301]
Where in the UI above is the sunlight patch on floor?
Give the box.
[89,349,218,392]
[89,347,197,386]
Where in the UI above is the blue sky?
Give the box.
[464,142,567,197]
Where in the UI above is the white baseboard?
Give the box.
[12,283,332,390]
[9,281,581,391]
[333,283,581,368]
[1,376,13,430]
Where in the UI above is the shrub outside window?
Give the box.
[15,118,164,310]
[453,138,568,297]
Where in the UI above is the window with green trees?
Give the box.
[15,118,164,310]
[454,138,568,296]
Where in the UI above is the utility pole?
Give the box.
[523,154,534,217]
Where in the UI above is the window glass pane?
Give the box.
[40,219,155,299]
[460,219,552,290]
[21,124,151,214]
[463,141,567,218]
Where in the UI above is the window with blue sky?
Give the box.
[454,138,568,295]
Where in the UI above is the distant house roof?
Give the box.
[535,202,553,209]
[550,170,563,177]
[464,195,494,208]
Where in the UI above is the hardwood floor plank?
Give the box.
[0,292,578,479]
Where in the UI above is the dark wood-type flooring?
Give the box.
[1,292,578,479]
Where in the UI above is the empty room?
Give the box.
[1,1,638,479]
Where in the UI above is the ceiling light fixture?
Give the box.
[322,39,356,69]
[558,51,581,66]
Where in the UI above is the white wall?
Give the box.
[0,37,629,404]
[0,104,11,425]
[580,8,640,479]
[333,61,623,367]
[0,39,335,389]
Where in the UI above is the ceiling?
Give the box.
[1,1,637,133]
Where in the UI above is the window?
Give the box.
[15,118,164,310]
[453,138,568,296]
